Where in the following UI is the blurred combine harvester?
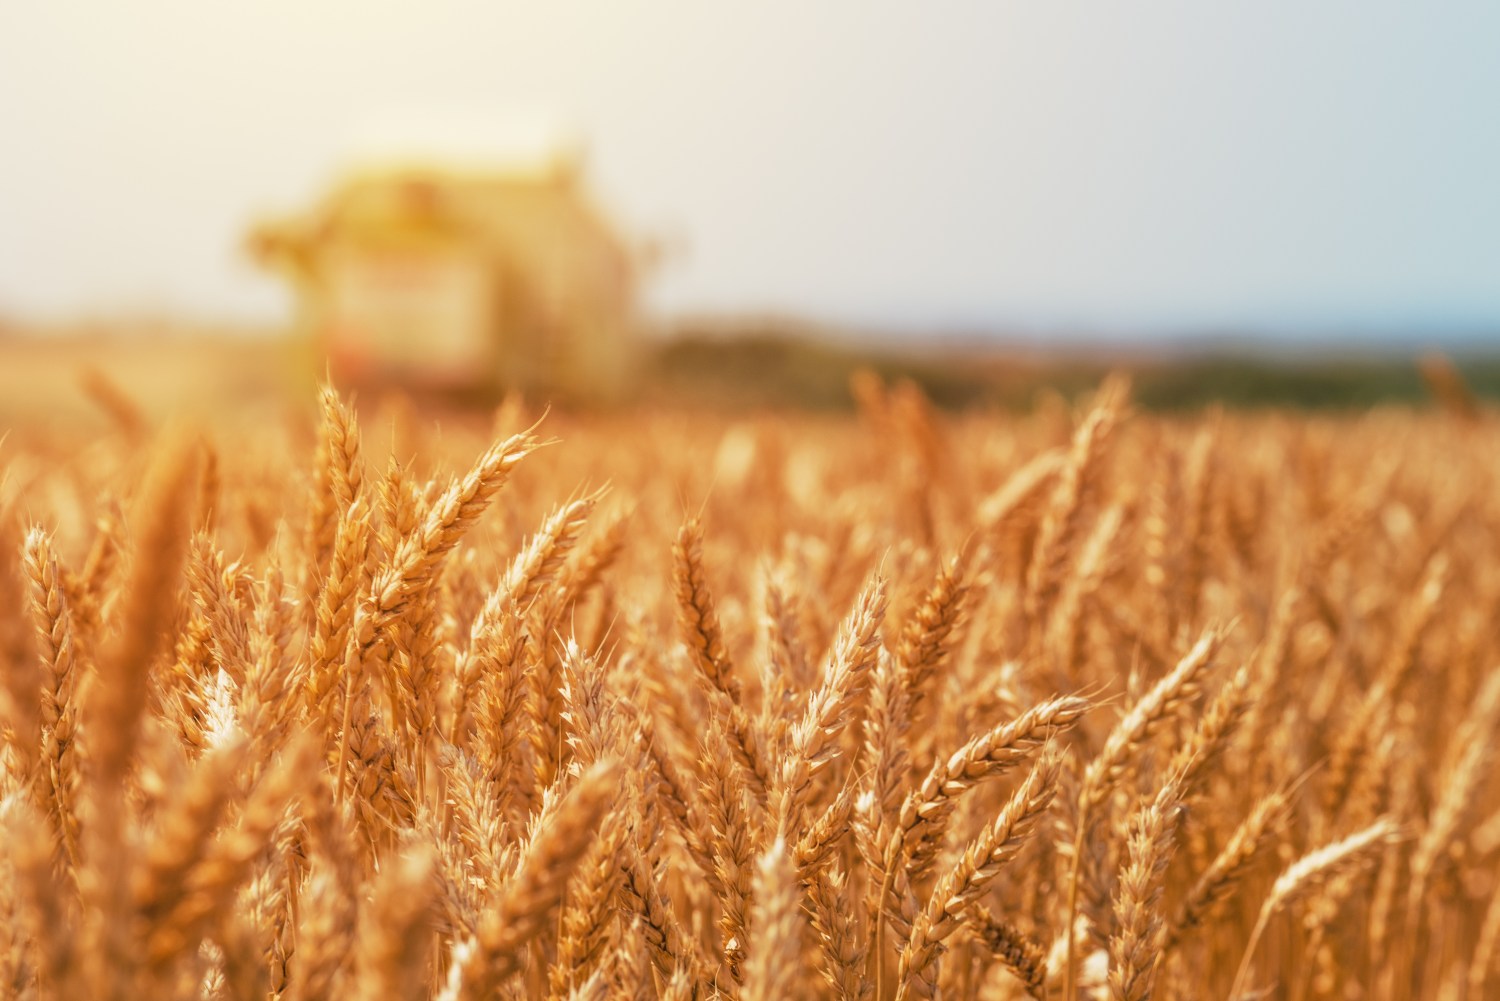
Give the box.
[247,117,643,402]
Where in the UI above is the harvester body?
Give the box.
[250,145,640,402]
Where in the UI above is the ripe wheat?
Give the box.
[0,376,1495,1000]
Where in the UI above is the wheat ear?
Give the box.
[1227,818,1401,1001]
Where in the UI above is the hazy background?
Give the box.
[3,1,1498,346]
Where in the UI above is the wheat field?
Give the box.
[0,374,1496,1001]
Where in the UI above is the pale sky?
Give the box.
[2,2,1498,341]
